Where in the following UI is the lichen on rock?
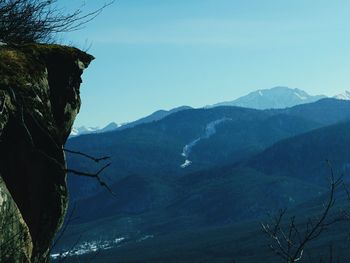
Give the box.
[0,44,93,262]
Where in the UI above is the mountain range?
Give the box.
[71,87,350,137]
[53,96,350,262]
[70,106,192,137]
[70,122,120,137]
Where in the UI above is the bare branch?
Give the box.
[66,163,115,196]
[63,148,110,163]
[261,163,347,263]
[0,0,115,44]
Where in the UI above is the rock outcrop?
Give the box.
[0,44,93,262]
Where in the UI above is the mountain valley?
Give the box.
[54,90,350,262]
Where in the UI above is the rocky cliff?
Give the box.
[0,44,93,262]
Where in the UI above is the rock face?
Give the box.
[0,44,93,262]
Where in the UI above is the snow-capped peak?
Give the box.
[70,127,80,136]
[210,87,326,110]
[70,122,120,137]
[334,91,350,100]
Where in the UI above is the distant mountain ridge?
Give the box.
[70,126,100,137]
[70,122,120,137]
[211,86,326,109]
[71,87,350,137]
[334,90,350,100]
[70,106,192,137]
[117,106,193,131]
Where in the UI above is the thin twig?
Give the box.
[67,163,115,196]
[64,148,110,163]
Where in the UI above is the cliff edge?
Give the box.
[0,44,93,262]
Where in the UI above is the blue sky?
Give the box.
[61,0,350,127]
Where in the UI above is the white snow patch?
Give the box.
[181,160,192,168]
[137,235,154,242]
[258,90,263,96]
[86,127,99,132]
[181,138,200,159]
[114,237,125,243]
[51,237,126,259]
[69,126,101,137]
[180,117,232,168]
[334,91,350,100]
[70,128,79,136]
[294,92,307,100]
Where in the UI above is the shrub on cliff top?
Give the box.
[0,0,113,44]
